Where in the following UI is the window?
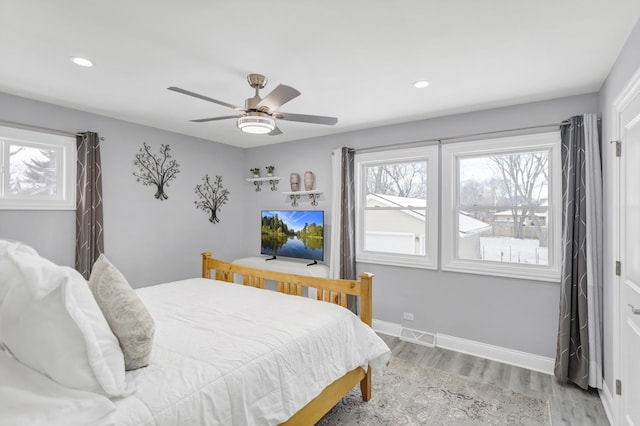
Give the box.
[441,132,561,281]
[0,126,76,210]
[355,146,439,269]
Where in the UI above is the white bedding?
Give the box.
[0,351,116,426]
[114,278,390,426]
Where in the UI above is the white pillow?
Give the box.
[0,239,38,305]
[0,239,39,346]
[0,350,117,426]
[0,240,132,397]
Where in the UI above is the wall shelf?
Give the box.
[282,190,322,207]
[246,176,280,192]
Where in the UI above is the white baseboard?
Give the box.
[599,381,615,426]
[436,333,555,375]
[372,319,402,337]
[372,319,555,375]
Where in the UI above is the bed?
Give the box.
[0,242,390,426]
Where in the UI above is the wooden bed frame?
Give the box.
[201,252,375,425]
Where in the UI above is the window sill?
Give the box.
[442,259,561,283]
[356,252,437,270]
[0,200,75,210]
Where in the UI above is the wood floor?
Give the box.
[379,334,609,425]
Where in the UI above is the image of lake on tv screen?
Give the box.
[261,210,324,261]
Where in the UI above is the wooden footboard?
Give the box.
[201,252,373,326]
[200,252,375,424]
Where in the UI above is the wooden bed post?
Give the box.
[201,252,212,279]
[358,272,373,402]
[358,272,373,327]
[360,366,372,402]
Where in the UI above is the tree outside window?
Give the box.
[458,151,550,265]
[0,126,74,210]
[441,132,561,282]
[9,145,59,196]
[355,146,439,269]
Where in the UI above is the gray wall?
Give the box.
[0,92,246,287]
[243,93,599,358]
[598,17,640,394]
[0,79,607,360]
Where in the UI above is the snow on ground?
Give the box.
[475,236,548,265]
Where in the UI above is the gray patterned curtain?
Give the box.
[330,147,357,312]
[554,114,603,390]
[340,147,356,281]
[75,132,104,279]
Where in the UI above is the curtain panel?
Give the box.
[329,147,357,312]
[75,132,104,279]
[554,114,603,390]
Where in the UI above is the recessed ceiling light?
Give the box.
[70,56,94,67]
[413,80,430,89]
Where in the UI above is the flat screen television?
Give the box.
[260,210,324,262]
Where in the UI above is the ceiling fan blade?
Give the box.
[256,85,301,112]
[268,125,283,136]
[189,115,242,123]
[276,112,338,126]
[167,86,242,111]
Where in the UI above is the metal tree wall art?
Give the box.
[194,174,230,223]
[133,142,180,200]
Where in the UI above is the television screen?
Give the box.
[261,210,324,261]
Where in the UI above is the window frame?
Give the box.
[0,126,76,210]
[355,145,439,269]
[440,132,562,282]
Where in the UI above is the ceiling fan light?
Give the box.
[237,115,275,134]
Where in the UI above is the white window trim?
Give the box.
[0,125,76,210]
[355,145,439,269]
[440,132,562,282]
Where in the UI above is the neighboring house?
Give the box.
[493,200,549,226]
[491,201,549,244]
[365,193,491,258]
[457,212,492,260]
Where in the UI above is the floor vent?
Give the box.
[400,327,436,347]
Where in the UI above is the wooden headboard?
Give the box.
[200,252,374,326]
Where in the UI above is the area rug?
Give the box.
[317,357,551,425]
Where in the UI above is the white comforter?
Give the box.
[114,278,390,426]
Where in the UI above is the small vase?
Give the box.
[304,171,315,191]
[290,173,300,192]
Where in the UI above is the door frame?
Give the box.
[611,65,640,425]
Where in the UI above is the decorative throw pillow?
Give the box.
[0,240,131,397]
[88,254,155,370]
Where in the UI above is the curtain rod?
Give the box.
[352,120,572,153]
[0,119,103,139]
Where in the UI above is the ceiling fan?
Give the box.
[167,74,338,135]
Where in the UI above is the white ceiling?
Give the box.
[1,1,639,149]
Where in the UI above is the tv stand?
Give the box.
[232,256,329,279]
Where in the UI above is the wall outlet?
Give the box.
[403,312,414,321]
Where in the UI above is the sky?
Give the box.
[262,210,324,231]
